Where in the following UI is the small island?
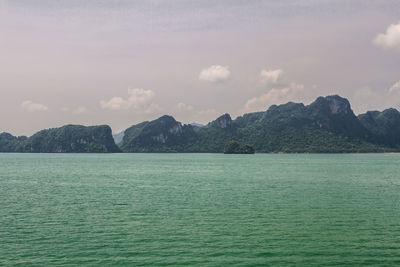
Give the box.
[224,140,255,154]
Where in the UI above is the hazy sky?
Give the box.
[1,0,400,136]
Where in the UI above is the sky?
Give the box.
[1,0,400,136]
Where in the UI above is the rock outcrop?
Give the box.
[120,115,196,152]
[0,125,120,153]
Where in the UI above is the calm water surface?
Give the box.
[1,153,400,266]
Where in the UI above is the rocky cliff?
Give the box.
[2,95,399,153]
[119,95,392,153]
[120,115,196,152]
[0,125,120,153]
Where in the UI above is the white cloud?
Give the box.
[373,22,400,50]
[259,69,283,84]
[100,88,159,113]
[60,106,88,114]
[243,83,305,112]
[199,65,230,83]
[100,97,127,110]
[389,80,400,95]
[21,100,48,112]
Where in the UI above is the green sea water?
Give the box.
[1,153,400,266]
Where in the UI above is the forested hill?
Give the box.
[1,95,400,153]
[0,125,120,153]
[120,95,400,153]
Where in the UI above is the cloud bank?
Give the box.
[373,22,400,50]
[100,88,161,114]
[199,65,231,83]
[259,69,283,84]
[389,80,400,94]
[21,100,48,112]
[243,83,305,112]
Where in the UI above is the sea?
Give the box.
[1,153,400,266]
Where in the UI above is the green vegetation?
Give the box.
[2,95,400,153]
[0,133,27,152]
[224,140,255,154]
[120,95,399,153]
[119,115,196,152]
[358,108,400,149]
[0,125,120,153]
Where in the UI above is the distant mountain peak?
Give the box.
[266,102,305,116]
[325,95,351,115]
[1,125,120,153]
[209,113,232,129]
[382,108,400,116]
[156,115,177,123]
[312,95,352,115]
[148,115,187,136]
[119,115,196,152]
[4,94,400,153]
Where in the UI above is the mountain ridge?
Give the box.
[1,124,120,153]
[1,95,399,153]
[119,95,398,153]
